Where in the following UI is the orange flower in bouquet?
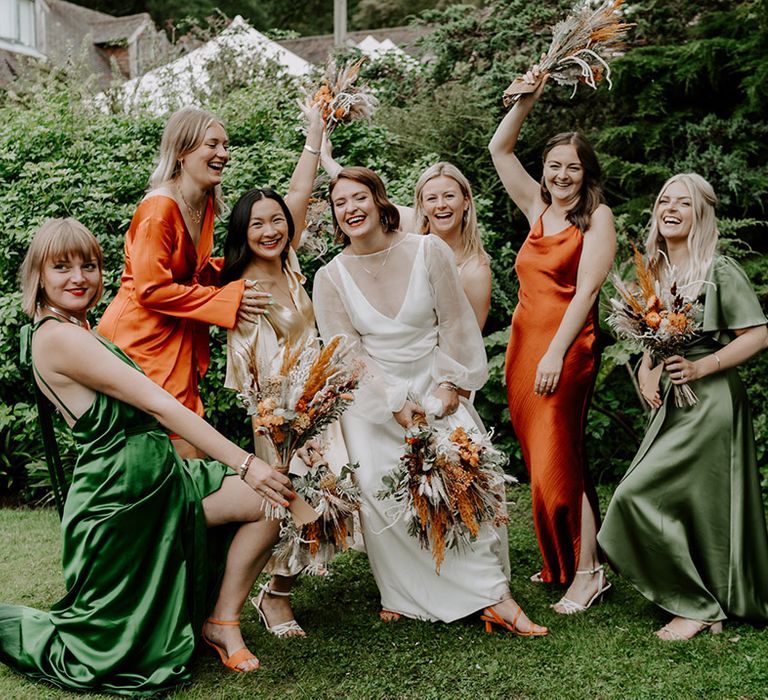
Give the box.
[503,0,634,106]
[377,420,515,573]
[608,247,704,407]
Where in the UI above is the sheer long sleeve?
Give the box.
[424,235,488,390]
[313,265,410,423]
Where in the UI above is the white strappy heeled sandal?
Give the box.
[251,583,306,637]
[552,564,612,615]
[656,617,723,641]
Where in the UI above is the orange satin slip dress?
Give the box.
[505,214,601,584]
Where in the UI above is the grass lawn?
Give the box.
[1,486,766,699]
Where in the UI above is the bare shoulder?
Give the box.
[459,255,492,284]
[34,318,88,345]
[32,321,100,369]
[588,204,615,229]
[397,205,416,233]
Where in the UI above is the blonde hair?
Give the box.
[149,106,226,216]
[19,218,104,318]
[645,173,719,296]
[413,162,488,265]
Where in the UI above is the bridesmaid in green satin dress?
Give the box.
[598,173,768,641]
[0,218,295,693]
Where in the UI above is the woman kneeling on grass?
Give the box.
[0,218,294,694]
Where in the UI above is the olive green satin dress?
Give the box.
[0,319,231,695]
[598,257,768,622]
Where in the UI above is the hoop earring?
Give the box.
[380,214,388,228]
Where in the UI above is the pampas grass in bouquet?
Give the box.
[503,0,634,106]
[303,57,379,135]
[377,421,515,573]
[237,335,363,523]
[607,247,705,408]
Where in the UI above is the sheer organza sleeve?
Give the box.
[313,264,410,424]
[424,235,488,390]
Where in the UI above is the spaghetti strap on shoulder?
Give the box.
[24,316,79,422]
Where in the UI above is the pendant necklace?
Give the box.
[359,239,394,279]
[177,184,203,225]
[41,303,90,330]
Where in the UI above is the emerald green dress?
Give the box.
[0,319,231,695]
[598,256,768,623]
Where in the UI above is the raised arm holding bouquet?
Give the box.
[489,64,616,614]
[503,0,633,105]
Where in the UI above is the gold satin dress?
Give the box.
[225,248,349,574]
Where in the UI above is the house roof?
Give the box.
[90,15,151,45]
[280,25,432,66]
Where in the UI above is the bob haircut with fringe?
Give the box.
[20,218,103,318]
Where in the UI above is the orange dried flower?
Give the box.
[645,294,662,312]
[457,493,480,537]
[644,311,662,329]
[304,520,321,556]
[666,312,688,331]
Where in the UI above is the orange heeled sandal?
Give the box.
[202,618,260,673]
[480,605,548,637]
[379,609,401,622]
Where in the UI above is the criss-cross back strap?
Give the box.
[20,317,74,518]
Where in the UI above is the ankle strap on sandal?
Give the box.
[574,564,605,576]
[260,583,292,597]
[206,617,241,626]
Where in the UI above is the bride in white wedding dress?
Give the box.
[313,167,546,634]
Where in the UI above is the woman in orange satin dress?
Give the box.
[99,108,270,458]
[489,70,616,613]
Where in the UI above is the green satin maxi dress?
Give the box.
[0,320,231,695]
[598,256,768,623]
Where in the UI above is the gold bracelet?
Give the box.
[303,144,320,156]
[438,381,459,392]
[239,453,255,480]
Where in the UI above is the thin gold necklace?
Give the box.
[41,303,90,330]
[176,185,203,225]
[359,239,394,278]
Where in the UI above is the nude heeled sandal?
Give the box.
[552,564,612,615]
[252,583,306,637]
[656,618,723,641]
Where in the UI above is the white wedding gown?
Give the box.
[313,233,510,622]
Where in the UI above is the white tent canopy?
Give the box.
[99,16,313,114]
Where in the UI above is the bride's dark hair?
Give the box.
[329,167,400,246]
